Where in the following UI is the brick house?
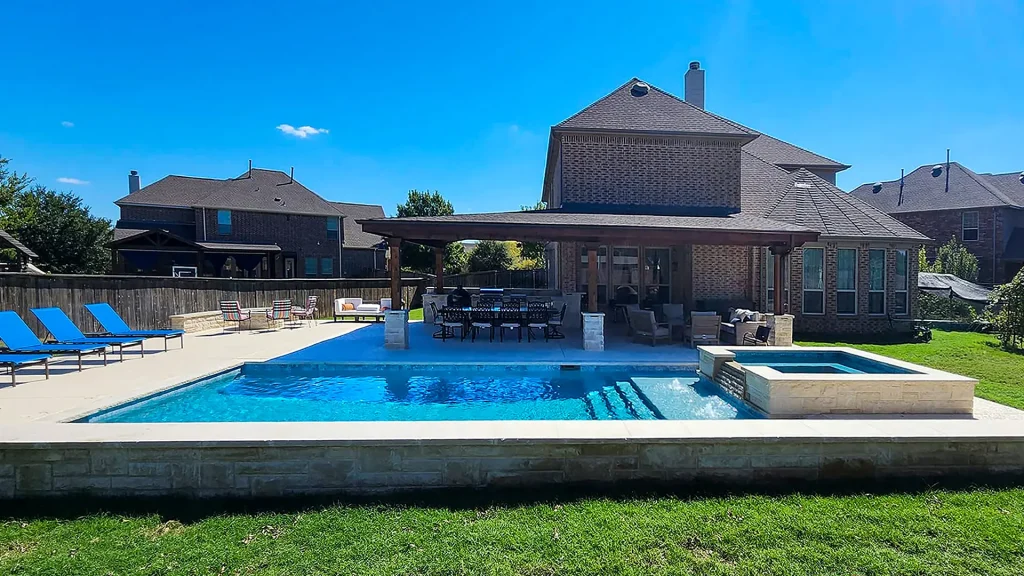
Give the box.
[110,167,386,278]
[330,202,387,277]
[361,63,928,335]
[850,162,1024,285]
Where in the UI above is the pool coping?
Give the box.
[3,418,1024,448]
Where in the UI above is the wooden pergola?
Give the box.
[359,210,819,316]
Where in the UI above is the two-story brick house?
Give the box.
[110,167,384,278]
[850,162,1024,285]
[361,63,928,335]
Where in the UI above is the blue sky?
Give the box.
[2,1,1022,221]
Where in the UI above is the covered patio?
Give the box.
[359,209,819,350]
[109,228,281,277]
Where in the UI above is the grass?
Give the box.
[408,307,423,321]
[2,487,1023,575]
[797,330,1024,410]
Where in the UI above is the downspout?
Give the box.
[993,207,998,285]
[337,215,343,278]
[201,207,207,241]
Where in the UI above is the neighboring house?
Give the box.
[110,167,344,278]
[330,202,388,277]
[850,163,1024,284]
[362,63,927,334]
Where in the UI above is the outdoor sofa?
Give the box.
[333,298,393,322]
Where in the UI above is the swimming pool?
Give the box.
[732,350,921,375]
[81,364,758,422]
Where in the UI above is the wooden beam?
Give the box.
[389,237,402,310]
[433,247,444,292]
[770,245,791,316]
[586,244,598,313]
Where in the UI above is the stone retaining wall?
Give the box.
[170,311,225,333]
[3,435,1023,498]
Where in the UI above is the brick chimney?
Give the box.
[684,61,705,109]
[128,170,141,194]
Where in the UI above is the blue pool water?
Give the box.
[733,350,919,375]
[82,364,758,422]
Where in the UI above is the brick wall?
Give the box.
[199,210,342,277]
[558,241,580,293]
[557,133,743,209]
[118,205,195,224]
[691,245,750,301]
[342,248,386,277]
[893,207,1005,284]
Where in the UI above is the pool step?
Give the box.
[585,390,613,420]
[585,385,658,420]
[715,361,747,400]
[614,382,658,420]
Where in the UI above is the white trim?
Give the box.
[802,247,825,316]
[836,247,858,316]
[868,248,887,316]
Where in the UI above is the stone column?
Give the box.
[767,314,794,346]
[385,309,409,349]
[582,312,605,351]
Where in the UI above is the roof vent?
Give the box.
[689,61,701,70]
[1019,172,1024,184]
[932,165,943,177]
[273,197,282,203]
[794,182,812,189]
[630,82,650,97]
[872,182,883,193]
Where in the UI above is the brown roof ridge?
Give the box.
[554,77,642,127]
[957,163,1020,207]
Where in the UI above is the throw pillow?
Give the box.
[342,303,355,311]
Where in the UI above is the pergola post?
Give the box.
[433,246,444,292]
[586,243,598,313]
[768,245,794,346]
[388,237,402,309]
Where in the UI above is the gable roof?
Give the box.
[116,168,342,217]
[555,78,756,138]
[741,133,848,171]
[331,202,386,249]
[742,153,928,241]
[849,162,1024,214]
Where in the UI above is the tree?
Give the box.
[518,201,547,268]
[468,240,513,272]
[0,157,112,274]
[920,237,979,282]
[987,267,1024,351]
[394,190,465,273]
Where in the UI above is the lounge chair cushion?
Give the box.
[355,304,381,313]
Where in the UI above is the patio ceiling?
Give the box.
[358,210,819,248]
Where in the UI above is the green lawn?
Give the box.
[797,330,1024,410]
[408,307,423,321]
[2,488,1023,574]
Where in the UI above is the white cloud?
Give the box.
[57,177,89,185]
[276,124,329,138]
[61,121,74,128]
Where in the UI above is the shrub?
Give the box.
[987,268,1024,350]
[917,293,978,322]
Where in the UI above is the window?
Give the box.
[327,218,339,240]
[836,248,857,315]
[216,210,232,235]
[611,246,640,304]
[642,247,672,305]
[962,211,979,242]
[320,257,334,276]
[304,257,317,277]
[868,249,886,314]
[802,247,824,315]
[577,246,608,304]
[894,249,908,315]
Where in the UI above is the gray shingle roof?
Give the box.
[0,229,38,259]
[742,133,848,170]
[363,209,814,234]
[331,202,386,249]
[761,168,929,241]
[116,169,342,217]
[555,78,755,137]
[849,162,1024,214]
[981,172,1024,206]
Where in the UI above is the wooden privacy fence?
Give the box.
[0,273,425,334]
[442,269,548,289]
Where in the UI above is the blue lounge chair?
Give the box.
[84,303,184,350]
[0,311,108,371]
[0,353,49,386]
[30,307,145,362]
